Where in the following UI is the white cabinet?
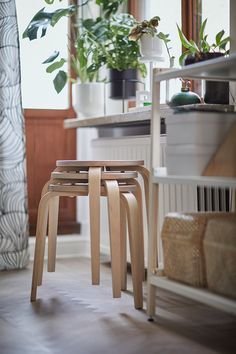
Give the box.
[147,54,236,317]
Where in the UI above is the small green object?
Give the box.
[143,101,152,106]
[169,80,201,107]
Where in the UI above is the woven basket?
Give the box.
[203,216,236,299]
[161,212,235,288]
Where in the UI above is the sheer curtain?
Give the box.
[0,0,29,269]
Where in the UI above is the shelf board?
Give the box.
[153,167,236,187]
[154,53,236,82]
[150,275,236,315]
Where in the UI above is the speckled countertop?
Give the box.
[64,105,170,129]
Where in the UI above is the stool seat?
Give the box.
[51,171,138,180]
[48,183,137,194]
[56,160,144,167]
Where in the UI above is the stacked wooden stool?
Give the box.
[31,160,149,309]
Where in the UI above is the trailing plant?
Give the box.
[177,18,230,65]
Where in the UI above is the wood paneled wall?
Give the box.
[25,109,79,235]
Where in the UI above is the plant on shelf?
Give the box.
[128,16,174,67]
[101,14,146,75]
[80,11,147,99]
[177,18,231,105]
[177,18,230,65]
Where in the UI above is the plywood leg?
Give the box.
[47,196,60,272]
[120,196,127,291]
[137,166,150,222]
[31,192,51,301]
[104,180,121,298]
[147,283,156,318]
[89,167,101,285]
[121,193,143,309]
[131,179,145,281]
[147,183,159,317]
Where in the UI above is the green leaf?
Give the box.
[53,70,67,93]
[83,18,96,31]
[179,51,190,65]
[158,32,169,41]
[199,18,207,41]
[46,58,66,73]
[177,24,192,49]
[215,30,225,45]
[42,51,59,64]
[189,39,199,51]
[96,0,125,19]
[201,39,210,52]
[51,5,76,27]
[218,36,230,50]
[22,5,78,40]
[22,7,53,40]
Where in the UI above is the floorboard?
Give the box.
[0,258,235,354]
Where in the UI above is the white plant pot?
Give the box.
[140,34,163,58]
[73,82,105,118]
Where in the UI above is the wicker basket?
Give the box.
[162,213,208,287]
[161,212,235,288]
[203,216,236,299]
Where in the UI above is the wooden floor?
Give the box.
[0,258,235,354]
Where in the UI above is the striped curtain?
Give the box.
[0,0,29,269]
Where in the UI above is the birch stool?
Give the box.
[31,160,149,309]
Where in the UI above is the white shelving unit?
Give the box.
[147,53,236,317]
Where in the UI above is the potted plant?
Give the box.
[23,0,146,107]
[86,13,147,99]
[177,18,230,104]
[128,16,174,67]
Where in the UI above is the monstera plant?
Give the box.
[23,0,146,95]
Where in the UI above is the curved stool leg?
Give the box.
[136,166,150,222]
[120,196,127,291]
[104,180,121,298]
[121,193,143,309]
[47,196,60,272]
[31,192,53,301]
[89,167,101,285]
[39,179,59,275]
[130,179,145,281]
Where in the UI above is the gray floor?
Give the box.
[0,258,235,354]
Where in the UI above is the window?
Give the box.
[202,0,229,43]
[16,0,69,109]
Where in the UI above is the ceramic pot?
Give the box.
[73,82,105,118]
[109,69,137,100]
[184,52,229,104]
[169,88,201,107]
[140,34,163,58]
